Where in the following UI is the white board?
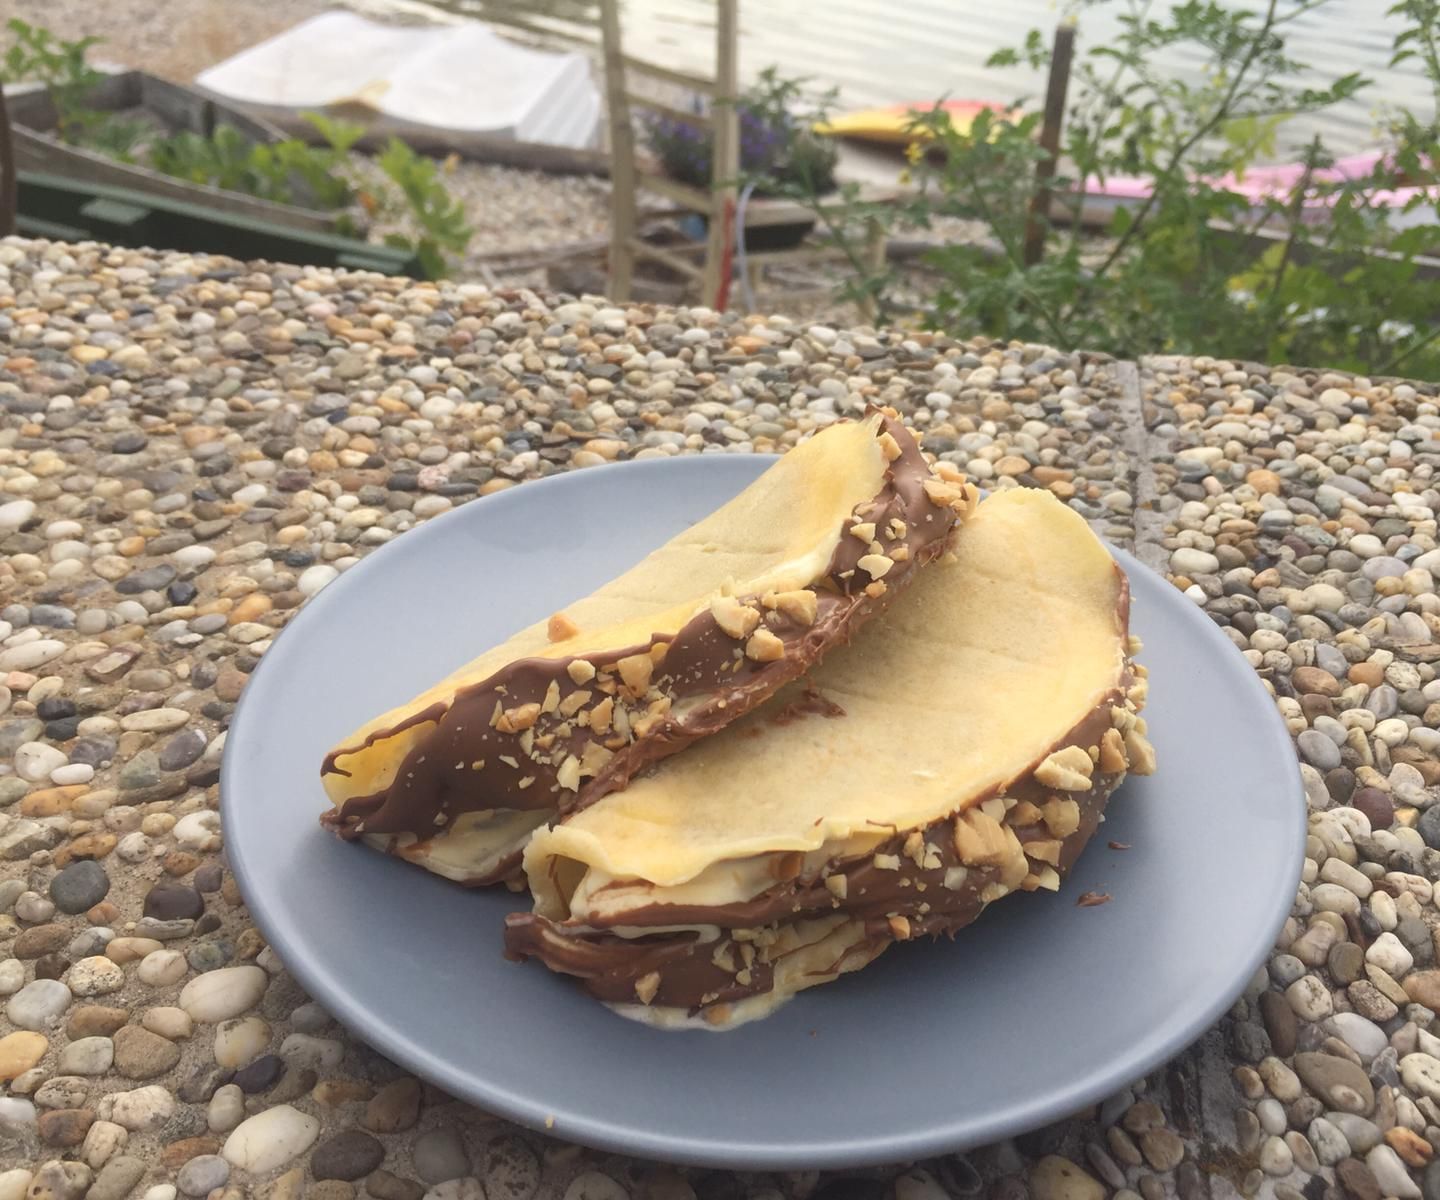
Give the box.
[196,12,600,150]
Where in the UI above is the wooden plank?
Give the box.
[630,238,704,278]
[702,0,741,308]
[636,170,713,213]
[0,83,16,237]
[138,75,286,142]
[621,55,718,97]
[625,93,711,129]
[600,0,638,301]
[11,126,337,235]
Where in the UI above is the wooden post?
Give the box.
[701,0,740,310]
[858,213,885,324]
[0,84,16,238]
[1022,18,1076,268]
[599,0,637,302]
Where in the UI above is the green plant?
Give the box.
[770,1,1440,380]
[3,17,147,154]
[375,138,472,280]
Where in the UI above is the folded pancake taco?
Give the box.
[320,411,976,886]
[504,487,1153,1028]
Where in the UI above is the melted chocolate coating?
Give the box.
[320,414,967,883]
[503,587,1136,1015]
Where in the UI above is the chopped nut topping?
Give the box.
[498,755,519,769]
[1099,727,1128,774]
[887,518,908,540]
[617,652,654,695]
[773,589,818,626]
[1042,797,1081,838]
[903,829,926,866]
[979,882,1010,903]
[921,846,944,870]
[746,629,786,662]
[825,874,848,900]
[942,866,969,891]
[857,552,894,579]
[634,971,661,1005]
[1127,635,1144,655]
[1034,745,1095,791]
[999,826,1029,889]
[541,680,561,715]
[1123,727,1157,775]
[590,696,614,734]
[878,431,903,461]
[1025,838,1063,866]
[517,776,535,790]
[555,755,581,792]
[547,612,580,642]
[890,545,910,562]
[579,742,613,777]
[1009,799,1044,826]
[873,853,901,871]
[979,797,1007,823]
[711,594,762,639]
[495,702,541,734]
[469,759,485,771]
[1022,866,1062,893]
[934,461,966,484]
[559,689,591,718]
[849,521,877,542]
[952,807,1010,867]
[566,660,596,685]
[864,581,887,599]
[488,700,504,728]
[1127,677,1150,708]
[888,915,913,940]
[649,640,671,666]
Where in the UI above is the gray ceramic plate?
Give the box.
[224,455,1303,1169]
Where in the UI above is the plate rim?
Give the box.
[222,454,1305,1168]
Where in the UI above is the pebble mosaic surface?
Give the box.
[3,235,1440,1200]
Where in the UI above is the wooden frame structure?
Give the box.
[599,0,885,313]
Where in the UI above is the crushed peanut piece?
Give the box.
[566,660,596,685]
[1025,839,1063,866]
[746,629,786,662]
[1123,727,1157,775]
[1099,727,1128,773]
[952,807,1010,867]
[1009,799,1044,825]
[495,702,541,734]
[711,594,762,639]
[556,756,581,792]
[773,590,818,626]
[878,431,903,461]
[634,971,661,1005]
[849,521,877,542]
[547,612,580,642]
[825,874,848,900]
[589,696,614,734]
[873,853,901,871]
[1034,745,1095,791]
[541,681,561,715]
[888,915,913,940]
[559,689,591,718]
[1042,797,1081,838]
[857,553,894,579]
[617,652,654,695]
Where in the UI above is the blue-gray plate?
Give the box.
[223,455,1303,1169]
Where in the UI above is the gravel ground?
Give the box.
[2,234,1439,1200]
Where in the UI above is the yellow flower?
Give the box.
[904,140,925,165]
